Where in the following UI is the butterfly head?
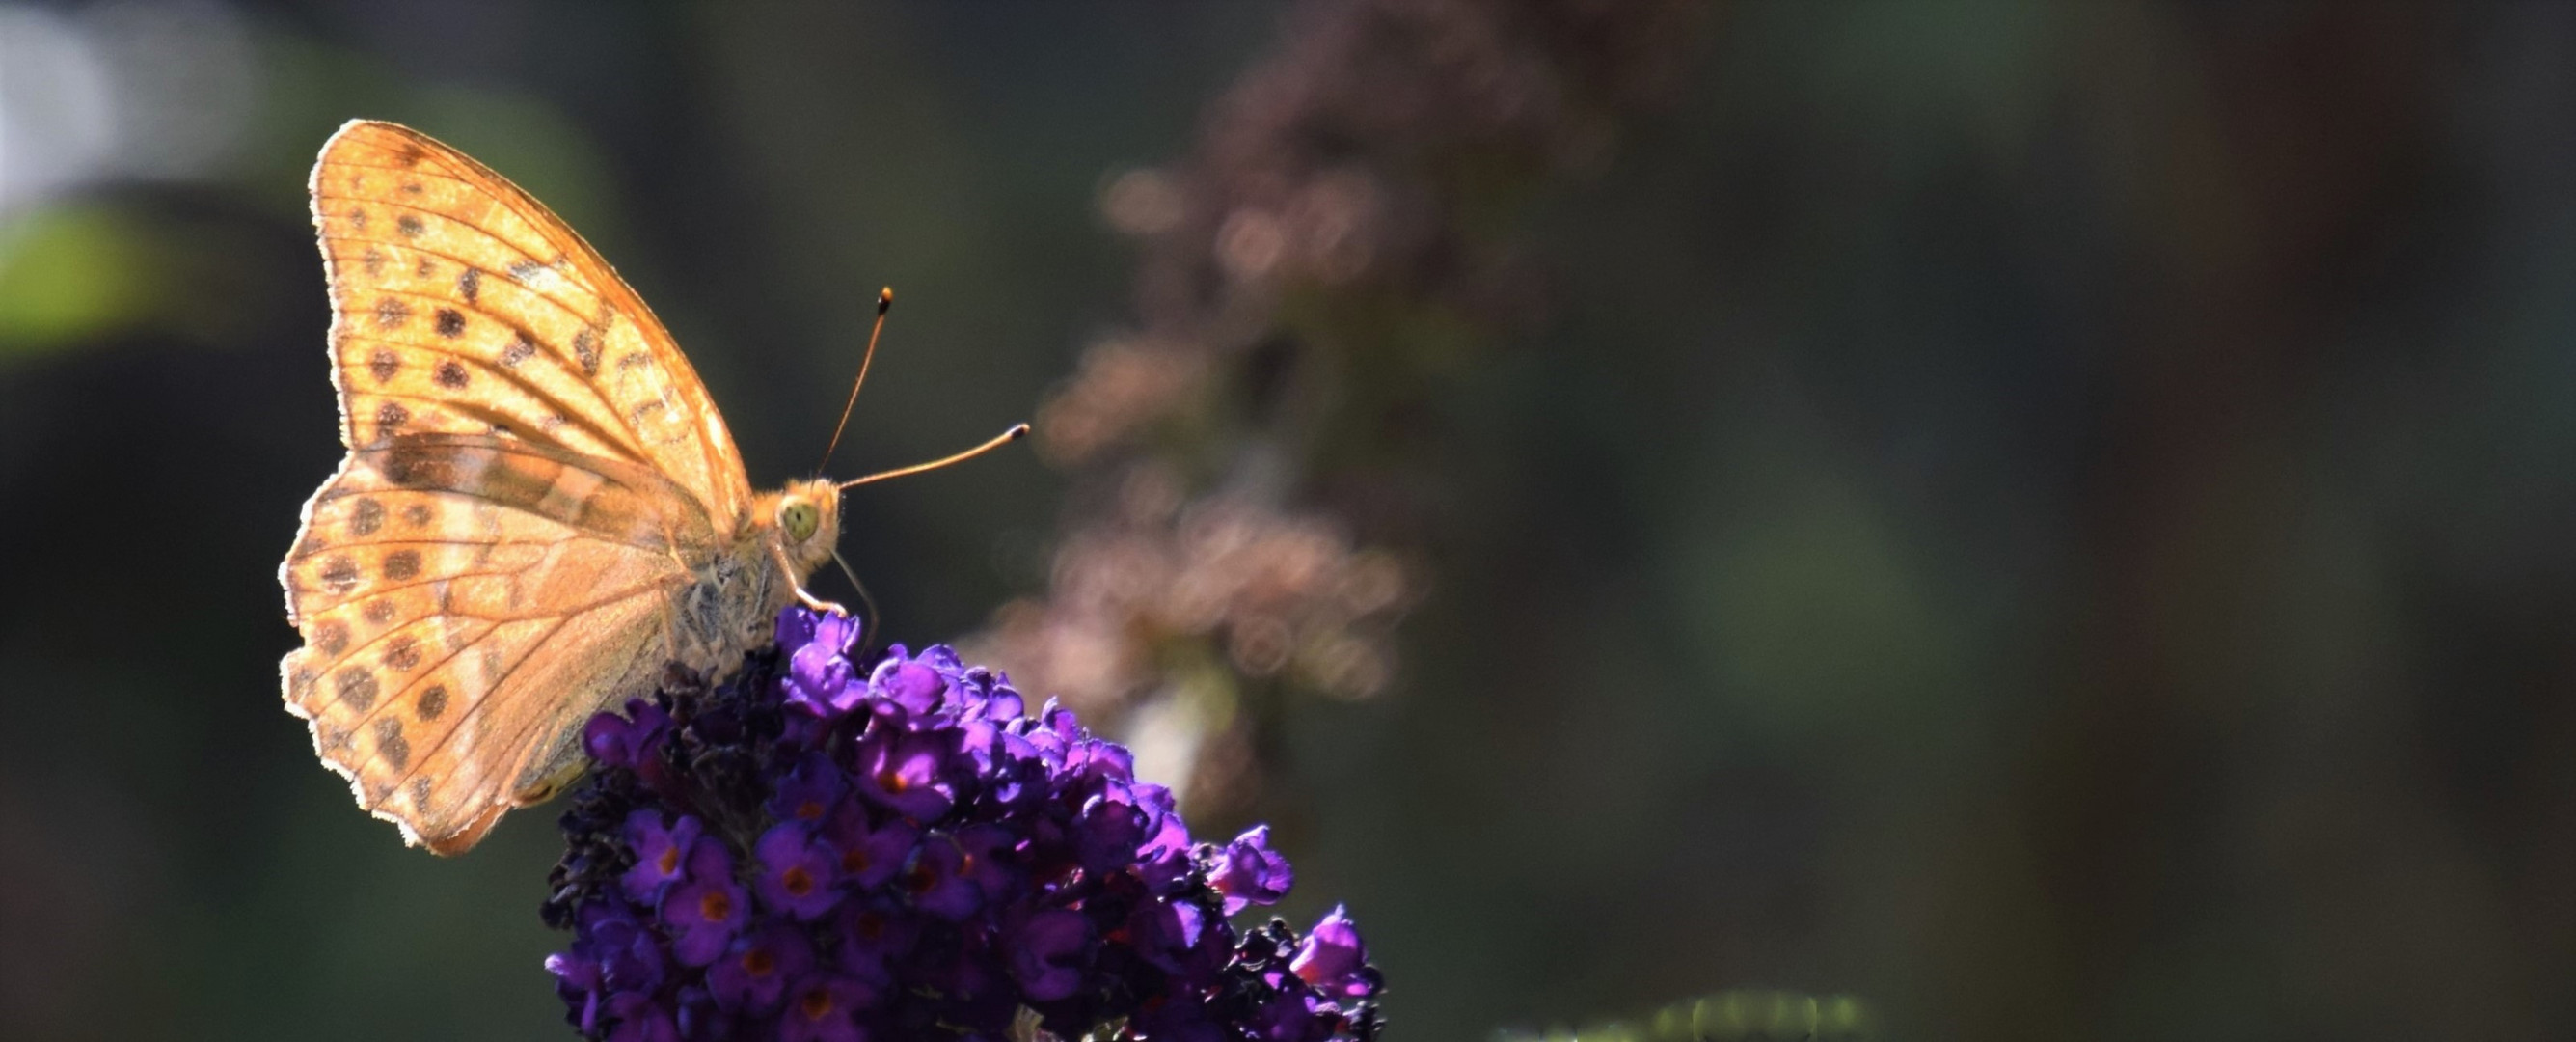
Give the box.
[768,478,845,576]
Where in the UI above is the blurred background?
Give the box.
[6,1,2576,1039]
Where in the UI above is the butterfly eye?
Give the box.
[780,502,820,542]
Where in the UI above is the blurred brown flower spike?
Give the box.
[969,0,1709,825]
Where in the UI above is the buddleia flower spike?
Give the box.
[543,606,1384,1042]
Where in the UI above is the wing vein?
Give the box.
[361,614,565,812]
[339,335,647,461]
[331,292,630,428]
[327,617,498,771]
[316,226,606,333]
[371,580,677,810]
[318,197,739,514]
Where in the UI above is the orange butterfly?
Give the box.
[279,121,1017,854]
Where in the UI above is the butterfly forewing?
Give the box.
[284,120,760,854]
[307,121,750,516]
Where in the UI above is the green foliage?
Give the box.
[0,205,154,359]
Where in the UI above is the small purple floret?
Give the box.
[777,975,874,1042]
[898,832,982,920]
[821,799,911,891]
[1291,905,1372,999]
[1207,824,1296,915]
[853,728,957,821]
[767,754,850,824]
[583,700,671,771]
[659,841,748,967]
[781,608,867,716]
[872,656,948,716]
[617,811,701,904]
[707,924,814,1016]
[754,822,841,921]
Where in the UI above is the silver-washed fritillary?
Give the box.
[279,120,853,854]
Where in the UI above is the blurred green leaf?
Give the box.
[0,204,156,361]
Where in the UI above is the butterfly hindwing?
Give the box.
[281,439,719,851]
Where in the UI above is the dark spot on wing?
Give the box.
[367,349,399,383]
[374,717,410,770]
[320,555,361,594]
[402,503,433,527]
[617,352,647,370]
[382,441,449,488]
[345,208,367,231]
[313,619,351,657]
[409,776,432,809]
[458,267,481,304]
[400,180,423,196]
[501,328,537,368]
[434,359,469,387]
[507,260,545,283]
[394,144,424,167]
[382,549,422,581]
[572,326,601,375]
[415,256,435,279]
[373,296,410,330]
[396,213,424,238]
[383,635,422,672]
[362,247,385,275]
[350,498,385,535]
[434,309,467,340]
[376,401,410,433]
[336,667,378,711]
[363,599,395,625]
[417,685,448,722]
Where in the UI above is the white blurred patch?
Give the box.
[0,0,255,218]
[1124,690,1207,806]
[0,7,116,215]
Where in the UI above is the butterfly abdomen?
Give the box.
[675,541,795,675]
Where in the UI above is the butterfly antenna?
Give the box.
[831,549,882,659]
[817,287,894,476]
[837,423,1031,489]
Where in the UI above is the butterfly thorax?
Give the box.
[677,480,842,672]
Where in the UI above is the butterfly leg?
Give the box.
[795,587,849,616]
[770,541,849,617]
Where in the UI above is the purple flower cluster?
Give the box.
[543,607,1382,1042]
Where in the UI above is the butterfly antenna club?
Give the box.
[817,286,894,476]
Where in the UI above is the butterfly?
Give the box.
[278,120,1019,855]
